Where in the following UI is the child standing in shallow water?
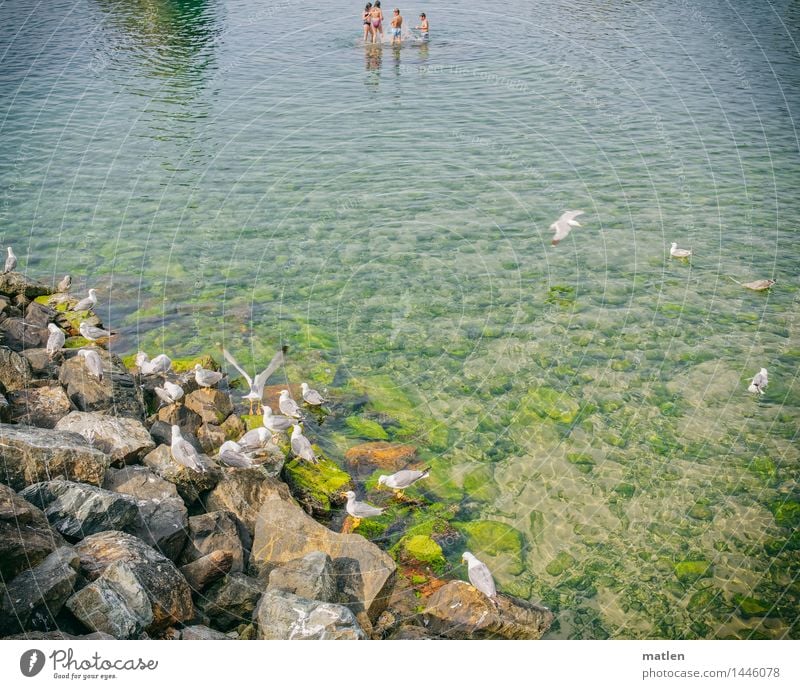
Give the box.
[391,8,403,45]
[369,1,384,43]
[416,12,429,39]
[363,3,372,41]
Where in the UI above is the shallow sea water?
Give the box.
[1,0,798,638]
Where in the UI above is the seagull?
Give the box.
[462,551,497,599]
[748,367,768,395]
[742,279,776,291]
[79,322,111,341]
[170,425,206,472]
[670,242,692,259]
[78,349,103,380]
[238,426,271,451]
[377,467,430,497]
[136,351,171,376]
[72,289,98,312]
[56,275,71,293]
[549,210,584,246]
[154,381,184,406]
[222,345,287,414]
[343,490,383,528]
[217,440,253,468]
[301,382,325,406]
[290,424,317,462]
[3,247,16,273]
[194,363,223,388]
[45,323,65,359]
[262,405,294,434]
[279,389,303,418]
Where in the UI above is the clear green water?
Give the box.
[1,0,799,639]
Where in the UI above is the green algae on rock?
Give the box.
[282,456,353,519]
[674,560,712,583]
[456,519,525,576]
[344,415,389,440]
[519,387,581,425]
[397,534,446,573]
[545,552,577,577]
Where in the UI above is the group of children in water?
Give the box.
[362,3,429,44]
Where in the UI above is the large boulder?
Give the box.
[0,424,110,491]
[184,388,233,426]
[141,444,219,504]
[267,551,336,603]
[73,531,194,632]
[20,480,138,540]
[155,404,202,437]
[55,412,154,466]
[204,468,292,537]
[59,351,145,420]
[0,318,49,351]
[0,346,32,391]
[128,497,188,562]
[252,495,396,621]
[7,385,73,429]
[0,482,66,579]
[179,550,234,592]
[102,465,179,501]
[199,573,262,631]
[254,590,365,640]
[422,580,554,640]
[179,511,247,573]
[0,547,79,634]
[0,272,50,300]
[19,348,55,379]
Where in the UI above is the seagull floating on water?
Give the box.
[170,425,206,472]
[738,278,776,291]
[194,363,223,388]
[301,382,325,406]
[56,275,71,293]
[378,467,430,496]
[78,348,103,380]
[3,247,16,274]
[217,440,253,468]
[670,242,692,259]
[290,424,316,462]
[748,367,768,395]
[279,389,303,418]
[343,490,383,528]
[549,210,584,246]
[45,324,65,359]
[462,551,497,600]
[136,351,171,376]
[154,381,184,406]
[72,289,98,312]
[79,322,111,341]
[222,345,287,414]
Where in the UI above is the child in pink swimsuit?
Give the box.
[369,1,384,43]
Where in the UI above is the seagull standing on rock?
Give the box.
[342,491,383,529]
[79,322,112,342]
[72,289,98,312]
[238,426,270,451]
[45,324,65,359]
[222,345,287,414]
[462,551,497,600]
[3,247,16,273]
[670,242,692,259]
[217,440,253,468]
[78,349,103,380]
[301,382,325,406]
[170,425,206,472]
[279,389,303,418]
[194,363,223,388]
[290,424,316,462]
[57,275,71,293]
[549,210,584,246]
[136,351,171,376]
[154,381,184,406]
[377,467,430,497]
[748,367,768,395]
[262,405,294,434]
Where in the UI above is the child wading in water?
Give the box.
[369,1,384,43]
[391,8,403,45]
[416,12,429,39]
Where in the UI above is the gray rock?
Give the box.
[55,412,155,466]
[155,404,202,437]
[0,346,32,391]
[184,388,233,426]
[141,444,219,505]
[254,590,365,640]
[0,482,66,580]
[180,511,246,573]
[0,272,50,300]
[181,624,230,640]
[0,424,111,492]
[20,348,55,378]
[199,573,262,631]
[74,531,194,632]
[0,547,79,634]
[66,562,153,638]
[128,497,188,562]
[20,480,138,539]
[267,551,336,603]
[0,317,49,351]
[24,301,57,328]
[103,465,179,501]
[389,625,440,640]
[2,631,115,640]
[0,391,9,422]
[7,385,73,429]
[180,550,233,592]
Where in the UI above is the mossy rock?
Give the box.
[241,414,262,431]
[519,387,580,424]
[674,560,712,583]
[733,594,771,618]
[770,499,800,528]
[529,510,545,542]
[614,482,635,498]
[567,452,595,473]
[462,465,499,502]
[64,336,91,349]
[687,504,713,521]
[282,456,353,519]
[545,551,576,577]
[171,354,219,374]
[398,534,445,573]
[456,519,525,575]
[344,415,389,440]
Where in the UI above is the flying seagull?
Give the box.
[194,363,223,388]
[46,323,65,359]
[78,348,103,380]
[3,247,16,273]
[670,242,692,259]
[343,490,383,528]
[72,289,98,312]
[154,381,184,406]
[290,424,316,463]
[222,345,287,414]
[462,551,497,599]
[170,425,206,472]
[549,210,584,246]
[748,367,768,395]
[377,467,430,497]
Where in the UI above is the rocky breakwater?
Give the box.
[0,267,554,640]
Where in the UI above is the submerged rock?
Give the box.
[55,412,154,466]
[0,424,110,492]
[7,385,73,429]
[254,590,365,640]
[199,573,262,631]
[344,441,418,472]
[423,580,553,639]
[267,551,336,603]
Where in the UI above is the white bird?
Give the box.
[3,247,17,273]
[670,242,692,259]
[262,405,294,433]
[238,426,270,451]
[217,440,253,468]
[79,322,111,341]
[136,351,171,376]
[45,323,65,358]
[154,381,184,406]
[194,363,223,388]
[72,289,98,312]
[748,367,768,395]
[301,382,325,406]
[549,210,584,246]
[222,345,287,414]
[462,551,497,599]
[378,467,430,495]
[742,279,776,291]
[343,490,383,527]
[279,389,303,418]
[170,425,206,472]
[56,275,71,293]
[78,348,103,380]
[290,424,316,462]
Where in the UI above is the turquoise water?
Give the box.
[1,0,799,639]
